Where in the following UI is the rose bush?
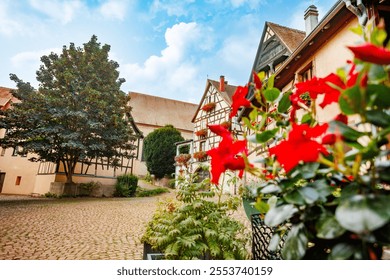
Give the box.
[207,23,390,259]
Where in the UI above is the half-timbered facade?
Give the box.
[190,76,242,189]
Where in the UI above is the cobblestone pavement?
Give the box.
[0,193,250,260]
[0,193,176,260]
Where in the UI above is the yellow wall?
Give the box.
[0,148,42,195]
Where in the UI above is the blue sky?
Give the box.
[0,0,337,103]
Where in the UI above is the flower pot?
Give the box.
[242,198,260,220]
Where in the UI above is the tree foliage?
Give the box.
[143,125,184,179]
[0,35,136,183]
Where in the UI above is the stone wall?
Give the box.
[49,182,115,197]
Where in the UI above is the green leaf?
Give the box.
[365,110,390,128]
[308,179,332,202]
[368,65,387,84]
[298,187,319,204]
[264,88,280,102]
[249,108,258,121]
[298,162,320,179]
[277,91,292,113]
[242,117,254,130]
[265,204,298,227]
[339,85,362,115]
[329,243,355,260]
[281,224,308,260]
[316,214,346,239]
[301,113,312,124]
[255,128,278,143]
[261,184,282,194]
[335,194,390,234]
[267,75,275,89]
[254,199,270,214]
[367,84,390,108]
[268,234,281,252]
[330,120,365,141]
[284,190,305,205]
[350,25,363,36]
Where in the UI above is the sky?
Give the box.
[0,0,337,104]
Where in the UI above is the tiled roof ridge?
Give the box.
[267,21,305,35]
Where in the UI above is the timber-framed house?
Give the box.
[190,75,242,178]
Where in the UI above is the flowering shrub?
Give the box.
[207,23,390,259]
[175,153,191,166]
[201,102,216,112]
[193,151,207,161]
[195,128,207,137]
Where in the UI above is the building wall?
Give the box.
[0,147,41,195]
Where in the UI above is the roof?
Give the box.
[267,22,306,53]
[0,87,18,110]
[208,79,237,105]
[191,78,238,123]
[128,92,198,133]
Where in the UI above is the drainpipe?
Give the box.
[343,0,368,26]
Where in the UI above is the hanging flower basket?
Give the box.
[201,102,216,112]
[195,128,208,137]
[193,151,207,161]
[220,121,231,130]
[174,153,191,165]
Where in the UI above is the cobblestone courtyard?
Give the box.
[0,193,250,260]
[0,193,175,260]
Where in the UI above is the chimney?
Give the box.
[219,75,225,92]
[304,5,319,36]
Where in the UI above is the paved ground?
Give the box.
[0,193,176,260]
[0,190,250,260]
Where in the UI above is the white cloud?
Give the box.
[121,22,208,100]
[28,0,84,24]
[11,48,61,68]
[0,2,24,35]
[99,0,129,21]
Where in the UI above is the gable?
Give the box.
[191,78,237,123]
[253,22,305,73]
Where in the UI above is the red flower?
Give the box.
[348,43,390,65]
[207,125,248,184]
[269,123,329,173]
[335,113,348,124]
[253,71,262,90]
[230,85,251,118]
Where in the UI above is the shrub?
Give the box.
[136,187,170,197]
[143,125,185,179]
[78,181,102,196]
[114,174,138,197]
[142,173,250,260]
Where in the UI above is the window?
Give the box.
[200,140,206,152]
[15,176,22,186]
[298,63,313,82]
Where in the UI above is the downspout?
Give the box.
[343,0,368,26]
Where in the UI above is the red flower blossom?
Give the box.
[335,113,348,124]
[253,72,262,90]
[269,123,329,173]
[230,85,251,118]
[207,125,248,184]
[348,43,390,65]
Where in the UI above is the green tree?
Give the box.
[0,35,136,183]
[143,125,184,179]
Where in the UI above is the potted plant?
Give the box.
[141,173,250,260]
[201,102,216,112]
[193,151,207,161]
[195,128,207,137]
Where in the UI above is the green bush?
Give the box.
[142,174,250,260]
[136,187,170,197]
[143,125,184,179]
[114,174,138,197]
